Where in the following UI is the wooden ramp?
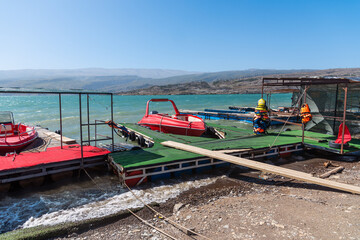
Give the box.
[41,128,76,144]
[161,141,360,195]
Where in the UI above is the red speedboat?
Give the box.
[0,111,38,154]
[138,99,206,137]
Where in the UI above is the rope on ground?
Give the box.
[83,168,105,191]
[23,136,52,153]
[127,208,178,240]
[82,168,179,240]
[124,182,213,240]
[269,88,306,148]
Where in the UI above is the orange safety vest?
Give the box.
[300,104,312,124]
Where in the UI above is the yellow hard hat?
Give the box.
[257,98,266,106]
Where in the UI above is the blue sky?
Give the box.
[0,0,359,71]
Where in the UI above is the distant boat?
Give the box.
[0,111,38,154]
[138,99,206,137]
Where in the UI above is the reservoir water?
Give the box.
[0,93,292,140]
[0,93,292,233]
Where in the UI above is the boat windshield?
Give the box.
[0,111,14,124]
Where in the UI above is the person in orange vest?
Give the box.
[253,98,270,135]
[300,103,312,124]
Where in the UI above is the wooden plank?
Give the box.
[214,129,225,139]
[216,148,252,154]
[42,131,76,144]
[161,141,360,195]
[320,166,345,179]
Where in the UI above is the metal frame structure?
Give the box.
[78,93,115,165]
[261,77,353,154]
[0,89,114,157]
[0,89,115,184]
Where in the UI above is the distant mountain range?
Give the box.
[120,68,360,95]
[0,68,316,92]
[0,68,198,91]
[0,68,197,80]
[1,68,359,94]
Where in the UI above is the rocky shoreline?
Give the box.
[52,155,360,240]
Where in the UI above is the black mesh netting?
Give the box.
[292,82,360,136]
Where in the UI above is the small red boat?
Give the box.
[138,99,206,137]
[0,111,38,154]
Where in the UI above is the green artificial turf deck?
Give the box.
[110,123,360,169]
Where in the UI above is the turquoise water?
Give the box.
[0,93,293,233]
[0,93,292,140]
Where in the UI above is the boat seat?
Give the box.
[173,115,188,121]
[188,116,202,122]
[0,124,13,132]
[0,124,14,136]
[150,111,158,114]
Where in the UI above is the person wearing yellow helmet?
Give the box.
[253,98,270,135]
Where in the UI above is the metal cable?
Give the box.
[88,95,109,110]
[124,182,212,240]
[127,208,178,240]
[82,168,179,240]
[269,87,306,148]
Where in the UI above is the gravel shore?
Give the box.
[55,155,360,240]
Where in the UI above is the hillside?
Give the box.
[119,68,360,95]
[0,68,197,80]
[0,68,314,92]
[0,68,197,92]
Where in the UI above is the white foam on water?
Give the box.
[21,177,218,229]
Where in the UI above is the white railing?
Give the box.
[0,123,36,142]
[18,125,36,140]
[0,124,8,141]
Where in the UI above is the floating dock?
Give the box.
[0,127,110,186]
[109,122,360,186]
[161,140,360,194]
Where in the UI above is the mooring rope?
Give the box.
[269,87,307,148]
[127,208,178,240]
[88,95,109,111]
[23,136,52,153]
[124,182,213,240]
[82,168,180,240]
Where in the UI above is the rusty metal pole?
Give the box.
[333,84,339,130]
[340,85,348,154]
[79,94,84,166]
[87,94,90,145]
[268,92,271,110]
[111,93,114,152]
[261,78,264,99]
[59,93,63,149]
[301,86,308,144]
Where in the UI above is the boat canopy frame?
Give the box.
[0,111,15,125]
[145,98,180,117]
